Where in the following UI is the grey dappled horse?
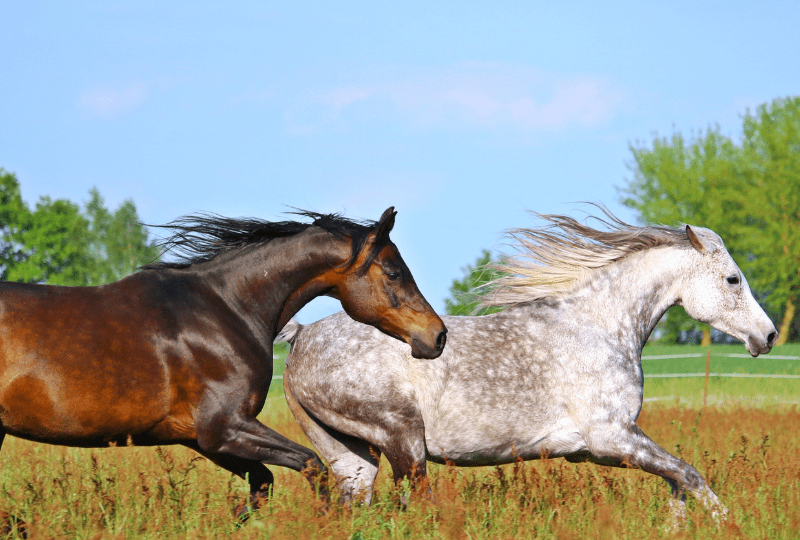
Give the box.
[279,213,777,514]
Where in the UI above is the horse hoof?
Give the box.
[233,501,252,522]
[0,512,27,539]
[233,492,269,523]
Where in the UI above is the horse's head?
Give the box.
[679,225,777,357]
[330,207,447,359]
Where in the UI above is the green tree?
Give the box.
[0,169,32,279]
[444,249,505,316]
[731,97,800,344]
[0,169,159,286]
[620,127,742,344]
[8,196,91,285]
[83,188,160,285]
[620,96,800,344]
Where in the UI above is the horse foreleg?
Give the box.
[185,442,275,518]
[284,383,379,505]
[195,415,329,508]
[579,421,724,515]
[383,432,431,508]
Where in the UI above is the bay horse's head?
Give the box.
[144,206,447,359]
[679,225,777,356]
[328,207,447,359]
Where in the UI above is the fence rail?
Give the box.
[642,353,800,361]
[647,373,800,379]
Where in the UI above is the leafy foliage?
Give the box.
[734,98,800,327]
[0,168,159,285]
[444,249,505,316]
[619,96,800,343]
[0,169,34,278]
[82,188,161,285]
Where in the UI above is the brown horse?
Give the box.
[0,207,446,516]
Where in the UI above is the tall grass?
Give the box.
[0,398,797,539]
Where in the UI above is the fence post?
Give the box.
[703,349,710,407]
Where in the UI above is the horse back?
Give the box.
[0,272,271,446]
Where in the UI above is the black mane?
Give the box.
[142,209,377,270]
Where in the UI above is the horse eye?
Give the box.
[726,275,740,285]
[387,271,401,281]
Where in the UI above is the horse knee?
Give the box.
[300,457,329,494]
[582,422,715,502]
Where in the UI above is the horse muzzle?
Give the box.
[746,329,778,357]
[409,328,447,359]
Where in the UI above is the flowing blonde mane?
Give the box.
[476,209,692,309]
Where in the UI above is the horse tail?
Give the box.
[275,319,303,346]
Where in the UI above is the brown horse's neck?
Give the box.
[197,227,351,341]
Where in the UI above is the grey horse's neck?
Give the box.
[521,245,689,360]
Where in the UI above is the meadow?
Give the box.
[0,344,797,539]
[641,343,800,408]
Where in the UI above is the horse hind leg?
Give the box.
[350,404,430,507]
[284,381,379,505]
[327,439,381,506]
[285,374,430,508]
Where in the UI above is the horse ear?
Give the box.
[686,225,708,254]
[374,207,396,241]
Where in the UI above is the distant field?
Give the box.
[641,343,800,374]
[641,343,800,407]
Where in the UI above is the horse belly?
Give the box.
[0,280,226,447]
[424,413,587,465]
[0,366,172,446]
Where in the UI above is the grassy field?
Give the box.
[0,399,798,539]
[641,343,800,375]
[640,343,800,408]
[0,344,797,539]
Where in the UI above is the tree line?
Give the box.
[5,91,799,345]
[447,96,799,344]
[0,168,160,286]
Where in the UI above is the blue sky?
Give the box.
[2,1,799,322]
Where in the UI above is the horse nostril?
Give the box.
[436,331,447,351]
[767,332,777,345]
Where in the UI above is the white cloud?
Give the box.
[78,82,149,117]
[315,62,626,132]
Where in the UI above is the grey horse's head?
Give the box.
[678,225,777,356]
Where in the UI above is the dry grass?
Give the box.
[0,400,798,539]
